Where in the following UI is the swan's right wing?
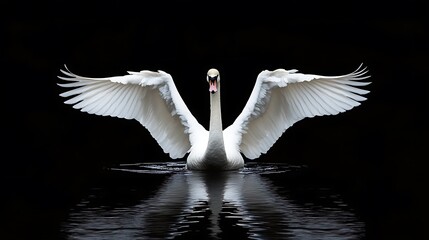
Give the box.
[58,66,207,158]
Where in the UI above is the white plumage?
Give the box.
[58,65,370,170]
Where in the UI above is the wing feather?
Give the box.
[224,65,370,159]
[300,83,326,115]
[303,82,338,115]
[58,66,206,158]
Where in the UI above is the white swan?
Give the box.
[58,65,370,170]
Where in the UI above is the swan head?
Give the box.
[207,68,219,94]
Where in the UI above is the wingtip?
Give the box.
[355,63,366,72]
[60,64,76,76]
[59,65,81,79]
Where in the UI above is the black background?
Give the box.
[2,0,428,239]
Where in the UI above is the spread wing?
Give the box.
[58,66,207,158]
[223,65,370,159]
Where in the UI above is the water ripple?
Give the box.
[62,162,365,239]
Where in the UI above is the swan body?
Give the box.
[58,65,370,170]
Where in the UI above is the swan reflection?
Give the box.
[63,168,364,239]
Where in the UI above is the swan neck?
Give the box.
[209,86,223,133]
[201,82,227,170]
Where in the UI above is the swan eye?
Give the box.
[207,75,218,82]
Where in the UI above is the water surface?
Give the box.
[61,162,365,239]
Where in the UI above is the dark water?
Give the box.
[61,162,365,239]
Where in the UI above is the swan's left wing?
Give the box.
[224,65,370,159]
